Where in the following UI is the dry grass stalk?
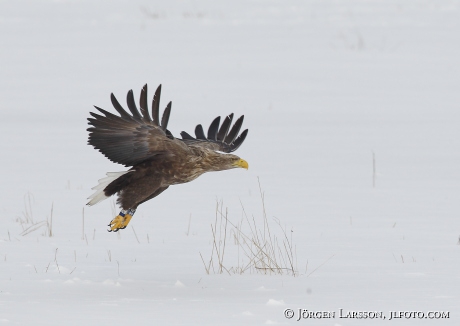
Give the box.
[201,180,298,276]
[132,226,140,243]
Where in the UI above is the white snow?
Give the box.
[1,0,460,325]
[267,299,285,306]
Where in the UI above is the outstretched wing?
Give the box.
[180,113,248,153]
[88,84,185,167]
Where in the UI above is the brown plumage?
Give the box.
[87,84,249,231]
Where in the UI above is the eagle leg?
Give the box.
[108,208,136,232]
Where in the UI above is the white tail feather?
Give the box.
[87,171,130,206]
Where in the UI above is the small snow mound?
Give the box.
[265,320,279,325]
[50,265,71,274]
[256,286,274,291]
[174,280,185,288]
[242,311,253,316]
[266,299,285,306]
[0,318,9,323]
[103,279,120,286]
[64,278,89,285]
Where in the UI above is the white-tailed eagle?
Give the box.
[87,84,248,231]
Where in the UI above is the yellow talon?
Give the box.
[108,214,133,232]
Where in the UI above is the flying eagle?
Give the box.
[87,84,249,232]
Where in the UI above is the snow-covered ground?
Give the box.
[1,0,459,325]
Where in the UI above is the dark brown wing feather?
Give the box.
[87,84,187,167]
[180,113,248,153]
[88,84,248,166]
[139,84,152,122]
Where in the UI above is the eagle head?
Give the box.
[206,152,249,171]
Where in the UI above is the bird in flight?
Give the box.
[87,84,249,232]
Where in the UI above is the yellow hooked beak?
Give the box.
[234,158,249,170]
